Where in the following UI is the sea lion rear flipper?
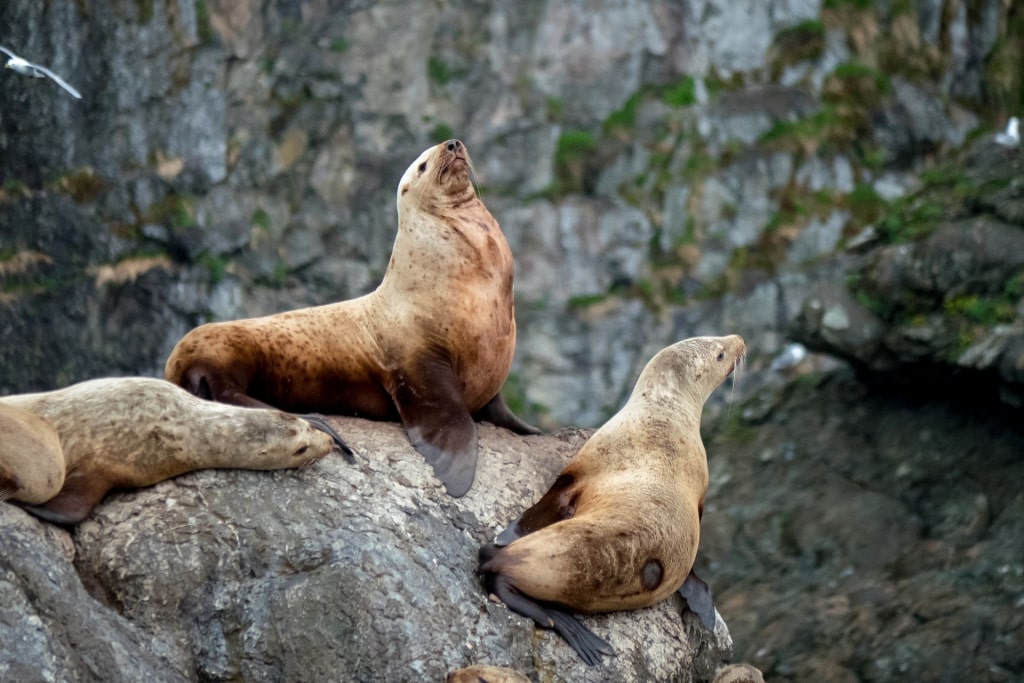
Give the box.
[296,413,355,462]
[18,471,109,526]
[677,569,716,630]
[393,356,478,497]
[473,393,542,435]
[494,473,578,545]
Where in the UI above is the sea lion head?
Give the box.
[396,139,476,214]
[248,412,336,471]
[636,334,746,404]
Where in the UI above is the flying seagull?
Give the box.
[0,45,81,99]
[995,117,1019,148]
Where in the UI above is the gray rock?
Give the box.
[3,422,732,682]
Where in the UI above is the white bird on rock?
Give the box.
[0,45,81,99]
[995,117,1019,148]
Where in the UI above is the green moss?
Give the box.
[430,124,454,142]
[568,293,609,309]
[556,130,598,164]
[823,0,871,9]
[195,0,212,43]
[545,97,564,121]
[944,295,1016,326]
[56,168,109,204]
[772,20,827,72]
[252,208,271,231]
[145,194,195,231]
[428,56,453,85]
[829,61,891,98]
[198,252,228,285]
[135,0,154,22]
[604,92,644,133]
[848,182,886,227]
[662,77,697,107]
[329,37,349,53]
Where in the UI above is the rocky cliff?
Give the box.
[1,1,1022,681]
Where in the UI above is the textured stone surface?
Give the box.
[2,422,732,682]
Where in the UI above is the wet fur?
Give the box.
[164,140,539,497]
[479,335,746,664]
[0,377,335,525]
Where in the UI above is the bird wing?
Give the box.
[31,63,82,99]
[0,45,17,59]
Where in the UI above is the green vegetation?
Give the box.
[603,92,643,133]
[195,0,212,44]
[145,194,195,232]
[252,208,272,231]
[662,77,697,107]
[772,20,827,74]
[568,293,609,309]
[545,97,564,121]
[429,123,454,142]
[329,37,349,53]
[944,295,1016,327]
[823,0,871,9]
[198,252,228,285]
[135,0,154,23]
[428,56,454,85]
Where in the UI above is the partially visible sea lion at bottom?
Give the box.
[712,663,765,683]
[0,377,339,525]
[447,664,531,683]
[0,401,64,504]
[479,335,746,665]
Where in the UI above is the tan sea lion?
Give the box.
[164,139,539,497]
[0,377,339,525]
[0,402,64,504]
[446,665,531,683]
[712,663,766,683]
[478,335,746,665]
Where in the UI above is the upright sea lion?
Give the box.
[712,663,766,683]
[165,139,539,497]
[0,402,64,504]
[0,377,338,525]
[479,335,746,665]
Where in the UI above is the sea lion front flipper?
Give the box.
[495,473,578,545]
[392,356,478,498]
[481,552,614,666]
[677,569,716,630]
[18,470,109,526]
[546,606,616,667]
[296,413,355,462]
[472,393,542,435]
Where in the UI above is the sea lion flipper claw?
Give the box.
[296,413,355,462]
[677,569,716,630]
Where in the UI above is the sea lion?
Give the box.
[0,377,338,525]
[478,335,746,665]
[164,139,539,497]
[712,663,766,683]
[0,402,64,504]
[446,665,531,683]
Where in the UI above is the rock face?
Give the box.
[1,421,731,682]
[699,369,1024,682]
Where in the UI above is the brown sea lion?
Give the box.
[479,335,746,665]
[0,402,64,504]
[446,665,531,683]
[164,139,539,497]
[0,377,338,525]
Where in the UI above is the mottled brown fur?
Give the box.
[164,140,538,497]
[446,665,531,683]
[1,377,335,525]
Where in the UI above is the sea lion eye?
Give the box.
[296,445,308,455]
[418,162,428,174]
[716,351,725,361]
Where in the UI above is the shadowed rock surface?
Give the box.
[1,421,732,682]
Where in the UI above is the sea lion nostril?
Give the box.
[447,140,461,151]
